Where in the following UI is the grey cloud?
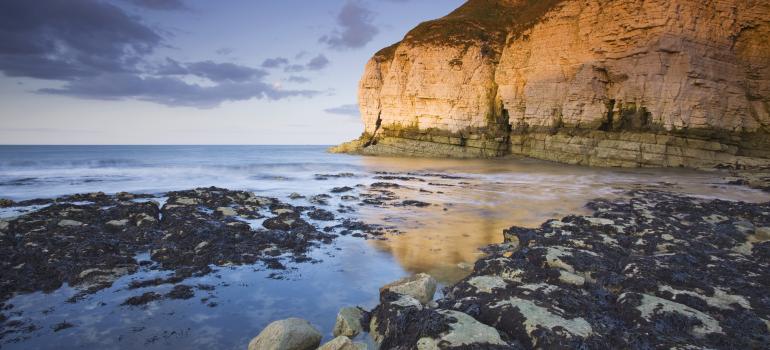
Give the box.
[282,54,330,72]
[0,1,317,108]
[287,76,311,83]
[157,59,267,82]
[122,0,188,11]
[0,0,161,79]
[41,73,319,109]
[319,1,379,50]
[284,64,305,73]
[295,51,309,59]
[324,104,360,117]
[306,54,330,71]
[261,57,289,68]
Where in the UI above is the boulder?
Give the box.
[288,192,305,199]
[216,206,237,217]
[380,273,437,304]
[134,213,157,227]
[247,318,321,350]
[416,310,506,349]
[333,306,364,337]
[317,336,367,350]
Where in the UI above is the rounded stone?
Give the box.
[333,306,364,337]
[247,318,322,350]
[380,273,437,305]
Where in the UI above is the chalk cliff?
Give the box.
[331,0,770,168]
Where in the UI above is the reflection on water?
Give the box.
[0,146,767,349]
[354,156,769,284]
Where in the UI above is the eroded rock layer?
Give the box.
[333,0,770,168]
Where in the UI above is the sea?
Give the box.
[0,145,766,349]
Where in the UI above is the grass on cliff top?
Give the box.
[398,0,562,50]
[374,0,562,61]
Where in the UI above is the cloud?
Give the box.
[306,54,330,71]
[287,76,311,84]
[324,104,360,117]
[122,0,188,11]
[282,54,330,72]
[0,1,317,108]
[215,47,234,56]
[284,64,305,73]
[319,1,379,50]
[41,73,319,109]
[157,59,267,82]
[0,0,161,79]
[261,57,289,68]
[295,51,309,59]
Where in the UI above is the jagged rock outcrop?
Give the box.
[331,0,770,168]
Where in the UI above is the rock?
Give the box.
[288,192,305,199]
[247,318,322,350]
[400,200,430,207]
[166,285,194,300]
[416,310,506,349]
[134,213,157,227]
[58,219,83,227]
[0,198,14,207]
[364,190,770,348]
[194,241,210,253]
[0,187,337,309]
[122,292,162,306]
[333,306,364,337]
[216,206,237,217]
[105,219,129,227]
[456,262,473,271]
[330,186,354,193]
[174,197,198,205]
[331,0,770,169]
[380,273,437,305]
[317,336,366,350]
[308,208,335,221]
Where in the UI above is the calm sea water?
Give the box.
[0,145,767,349]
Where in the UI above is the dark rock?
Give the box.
[308,209,335,221]
[166,285,194,300]
[400,200,430,207]
[365,190,770,349]
[122,292,163,306]
[330,186,354,193]
[52,321,74,332]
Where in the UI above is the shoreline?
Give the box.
[0,167,768,349]
[305,188,770,349]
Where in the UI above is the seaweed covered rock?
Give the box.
[367,190,770,349]
[0,187,339,306]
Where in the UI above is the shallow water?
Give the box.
[0,145,766,349]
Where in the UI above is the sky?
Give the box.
[0,0,464,145]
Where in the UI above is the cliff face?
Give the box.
[333,0,770,168]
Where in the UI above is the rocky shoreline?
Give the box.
[255,188,770,349]
[1,174,768,349]
[0,182,416,344]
